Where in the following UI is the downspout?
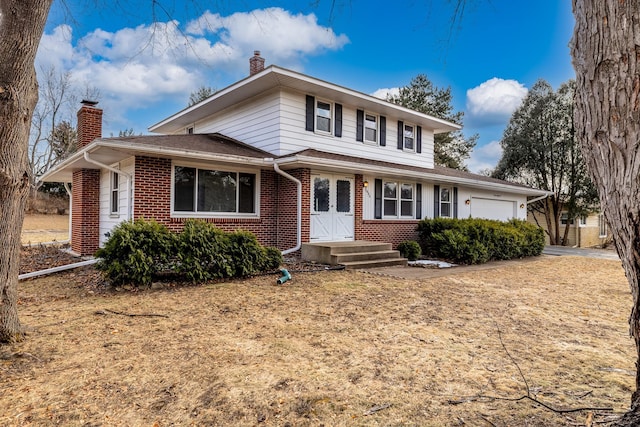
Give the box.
[83,152,133,220]
[273,161,301,255]
[64,182,72,242]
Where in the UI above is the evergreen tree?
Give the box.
[388,74,477,170]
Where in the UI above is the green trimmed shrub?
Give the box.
[416,217,544,264]
[227,230,267,277]
[397,240,422,261]
[95,218,174,286]
[174,219,232,282]
[262,246,284,271]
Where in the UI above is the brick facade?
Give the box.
[132,155,283,247]
[72,103,103,255]
[71,169,100,255]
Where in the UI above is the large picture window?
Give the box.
[173,165,256,215]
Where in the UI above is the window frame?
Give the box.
[598,213,607,237]
[170,162,260,218]
[440,187,452,218]
[364,112,379,145]
[403,123,416,152]
[560,212,574,225]
[315,99,333,135]
[382,180,415,219]
[110,170,119,216]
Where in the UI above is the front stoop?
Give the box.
[302,241,408,269]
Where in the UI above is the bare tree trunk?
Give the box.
[0,0,53,343]
[573,0,640,421]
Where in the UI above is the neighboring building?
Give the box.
[41,52,549,258]
[528,210,612,248]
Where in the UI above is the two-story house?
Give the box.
[42,52,548,262]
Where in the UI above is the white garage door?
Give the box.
[470,197,516,221]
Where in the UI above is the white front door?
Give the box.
[310,174,354,242]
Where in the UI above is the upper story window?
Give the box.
[315,100,332,133]
[403,124,415,151]
[440,187,452,218]
[173,165,257,216]
[364,113,378,143]
[110,171,119,215]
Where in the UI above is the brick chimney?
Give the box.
[72,100,102,256]
[77,100,102,149]
[249,50,265,76]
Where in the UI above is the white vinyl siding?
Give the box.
[99,157,134,246]
[188,88,437,167]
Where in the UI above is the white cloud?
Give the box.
[185,8,349,67]
[466,78,528,124]
[370,87,399,100]
[467,140,503,174]
[34,8,349,131]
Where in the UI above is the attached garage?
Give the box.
[470,197,516,221]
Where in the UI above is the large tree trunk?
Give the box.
[0,0,53,343]
[573,0,640,422]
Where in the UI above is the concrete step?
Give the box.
[328,242,392,254]
[339,257,409,270]
[332,250,401,264]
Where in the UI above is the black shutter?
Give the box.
[397,120,404,150]
[416,183,422,219]
[356,109,364,142]
[453,187,458,219]
[305,95,315,132]
[380,116,386,146]
[434,185,440,218]
[335,103,343,137]
[374,179,382,219]
[416,126,422,153]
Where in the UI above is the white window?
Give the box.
[561,213,574,225]
[579,215,587,227]
[383,182,397,216]
[110,171,119,215]
[598,214,607,237]
[400,184,413,217]
[440,187,452,218]
[364,113,378,143]
[173,165,257,216]
[187,126,194,134]
[403,123,415,151]
[316,100,332,134]
[383,181,414,218]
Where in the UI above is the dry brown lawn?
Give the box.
[1,255,635,426]
[21,214,69,245]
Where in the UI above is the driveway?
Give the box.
[542,245,620,260]
[358,246,619,280]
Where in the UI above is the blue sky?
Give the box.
[39,0,575,172]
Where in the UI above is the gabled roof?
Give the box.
[40,133,274,183]
[41,132,546,197]
[276,149,547,196]
[149,65,462,135]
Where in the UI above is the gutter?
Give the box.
[277,154,548,196]
[272,160,302,255]
[18,259,98,281]
[526,193,553,204]
[83,152,133,221]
